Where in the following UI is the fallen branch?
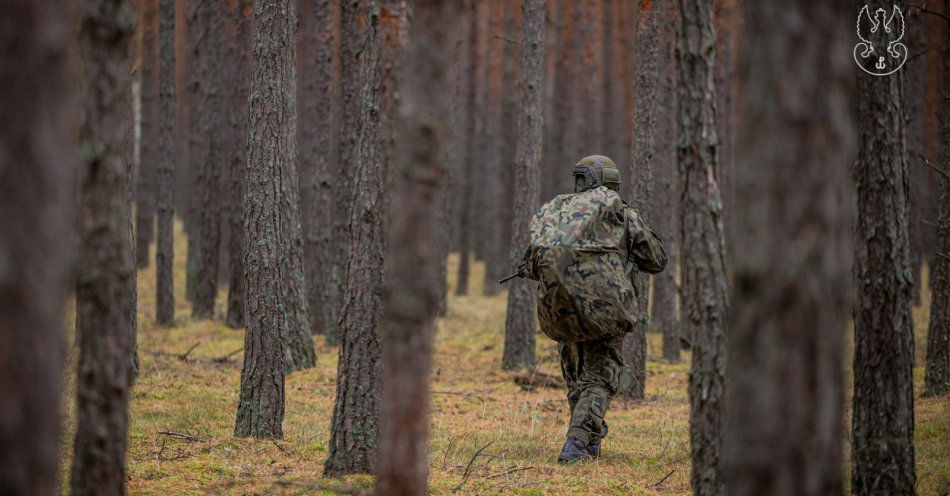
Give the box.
[917,153,950,181]
[452,441,495,492]
[158,430,202,442]
[179,342,201,360]
[272,440,294,456]
[514,371,565,391]
[432,390,484,401]
[485,466,534,479]
[212,348,243,363]
[652,469,676,488]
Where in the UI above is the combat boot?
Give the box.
[557,437,592,464]
[585,438,600,458]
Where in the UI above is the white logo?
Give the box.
[854,5,907,76]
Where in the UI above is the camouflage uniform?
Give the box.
[527,155,667,454]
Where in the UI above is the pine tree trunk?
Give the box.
[723,3,854,494]
[279,29,316,372]
[923,26,950,398]
[234,0,299,440]
[376,3,457,493]
[713,0,736,243]
[0,2,73,492]
[191,0,225,319]
[850,2,916,493]
[480,0,505,295]
[156,0,176,326]
[621,0,659,401]
[675,0,727,493]
[136,0,158,268]
[71,1,136,493]
[325,0,384,477]
[455,1,479,297]
[502,0,545,373]
[652,3,679,363]
[300,0,337,335]
[225,0,252,329]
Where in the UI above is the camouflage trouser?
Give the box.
[558,335,626,445]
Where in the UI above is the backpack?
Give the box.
[524,186,636,343]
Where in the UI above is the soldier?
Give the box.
[521,155,667,463]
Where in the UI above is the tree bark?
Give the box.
[376,2,457,493]
[502,0,545,372]
[722,2,855,495]
[136,0,158,268]
[234,0,300,440]
[675,0,727,493]
[621,0,659,401]
[652,2,679,363]
[190,0,225,319]
[850,2,916,494]
[299,0,337,335]
[71,0,136,493]
[325,0,384,477]
[225,0,252,329]
[924,26,950,397]
[156,0,176,326]
[479,0,505,295]
[330,0,363,345]
[0,2,73,493]
[713,0,736,243]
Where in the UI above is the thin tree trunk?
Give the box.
[455,1,479,297]
[923,21,950,398]
[136,0,158,268]
[713,0,736,244]
[191,0,225,319]
[324,0,384,477]
[621,0,659,401]
[653,2,679,363]
[225,0,252,329]
[376,3,457,493]
[300,0,337,335]
[723,2,854,495]
[234,0,299,440]
[675,0,727,493]
[71,0,136,493]
[502,0,545,372]
[480,0,504,295]
[851,2,916,493]
[156,0,176,326]
[0,2,73,492]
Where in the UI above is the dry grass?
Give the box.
[58,224,949,495]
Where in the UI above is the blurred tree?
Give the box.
[455,1,480,296]
[225,0,252,329]
[234,0,300,440]
[479,0,505,296]
[136,0,159,268]
[0,1,74,493]
[723,2,855,495]
[190,0,225,319]
[376,1,458,492]
[924,22,949,398]
[652,0,680,363]
[675,0,727,493]
[299,0,337,335]
[621,0,659,401]
[156,0,176,326]
[713,0,737,242]
[850,1,916,493]
[71,0,136,493]
[325,0,384,477]
[502,0,545,372]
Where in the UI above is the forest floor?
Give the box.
[59,225,949,495]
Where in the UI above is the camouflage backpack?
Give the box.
[524,186,636,343]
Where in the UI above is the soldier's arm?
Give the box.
[625,209,668,274]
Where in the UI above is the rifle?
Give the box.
[498,262,527,284]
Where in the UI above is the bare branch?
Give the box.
[917,153,950,181]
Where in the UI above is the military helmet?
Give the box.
[573,155,621,193]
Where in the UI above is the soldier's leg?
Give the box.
[565,336,625,446]
[558,342,582,415]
